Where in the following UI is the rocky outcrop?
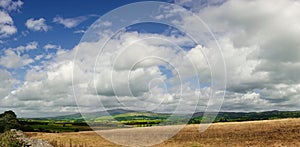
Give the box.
[0,129,53,147]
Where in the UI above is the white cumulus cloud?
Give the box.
[53,15,89,28]
[13,41,38,53]
[25,18,49,32]
[0,10,17,37]
[0,49,34,68]
[0,0,23,11]
[43,43,60,50]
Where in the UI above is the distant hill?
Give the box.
[191,110,300,123]
[30,109,146,121]
[23,109,300,124]
[17,109,300,132]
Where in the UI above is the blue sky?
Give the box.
[2,0,165,49]
[1,0,300,117]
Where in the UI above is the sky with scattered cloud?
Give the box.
[0,0,300,117]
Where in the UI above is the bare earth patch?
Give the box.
[25,118,300,147]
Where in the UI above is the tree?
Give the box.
[0,110,21,133]
[219,117,228,122]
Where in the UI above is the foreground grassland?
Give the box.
[25,118,300,147]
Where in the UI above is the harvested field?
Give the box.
[25,118,300,147]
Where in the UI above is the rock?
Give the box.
[27,138,53,147]
[7,129,53,147]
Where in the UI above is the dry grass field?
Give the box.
[25,118,300,147]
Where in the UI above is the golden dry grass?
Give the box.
[25,118,300,147]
